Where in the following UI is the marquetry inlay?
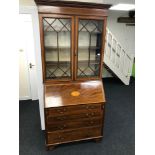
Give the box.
[71,91,80,97]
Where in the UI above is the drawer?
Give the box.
[45,103,102,117]
[46,117,102,131]
[46,110,103,123]
[47,126,102,144]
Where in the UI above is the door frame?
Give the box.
[74,16,107,81]
[19,14,39,101]
[19,6,45,130]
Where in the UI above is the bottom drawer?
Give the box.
[47,126,102,144]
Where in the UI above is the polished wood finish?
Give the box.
[39,13,74,83]
[74,16,107,80]
[39,9,108,83]
[38,5,108,17]
[44,80,105,107]
[47,126,102,145]
[35,0,111,9]
[36,1,109,150]
[44,80,105,148]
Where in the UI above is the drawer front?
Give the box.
[45,103,102,117]
[46,110,102,123]
[46,117,102,131]
[47,126,102,144]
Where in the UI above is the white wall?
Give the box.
[103,11,135,77]
[107,11,135,56]
[19,1,45,129]
[19,0,36,6]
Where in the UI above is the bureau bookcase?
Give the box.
[35,0,111,150]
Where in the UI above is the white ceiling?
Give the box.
[104,0,135,4]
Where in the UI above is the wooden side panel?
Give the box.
[100,17,107,78]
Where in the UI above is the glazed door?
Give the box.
[75,16,105,80]
[40,14,74,82]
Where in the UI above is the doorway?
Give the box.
[19,14,38,100]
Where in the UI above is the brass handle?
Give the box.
[86,105,95,109]
[57,108,67,113]
[29,63,35,69]
[86,113,89,116]
[63,108,67,112]
[91,112,95,116]
[59,124,66,130]
[86,113,94,117]
[58,135,64,140]
[57,109,63,113]
[57,117,66,121]
[89,121,94,125]
[86,106,89,109]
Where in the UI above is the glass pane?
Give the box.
[43,18,71,79]
[77,19,103,78]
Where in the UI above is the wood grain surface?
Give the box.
[44,80,105,108]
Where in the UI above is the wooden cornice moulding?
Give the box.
[37,5,108,16]
[34,0,112,10]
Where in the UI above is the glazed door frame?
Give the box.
[39,14,75,83]
[39,14,107,83]
[74,16,107,80]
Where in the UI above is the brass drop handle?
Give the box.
[57,109,63,113]
[86,113,89,117]
[86,113,94,117]
[63,108,67,112]
[58,135,64,140]
[57,116,66,121]
[86,106,89,109]
[90,121,94,124]
[59,124,66,130]
[29,63,35,69]
[57,108,67,113]
[91,112,95,116]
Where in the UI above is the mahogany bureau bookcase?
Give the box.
[34,0,111,150]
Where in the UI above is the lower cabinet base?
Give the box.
[46,136,103,150]
[44,81,105,151]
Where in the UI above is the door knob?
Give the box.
[19,49,24,52]
[29,63,35,68]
